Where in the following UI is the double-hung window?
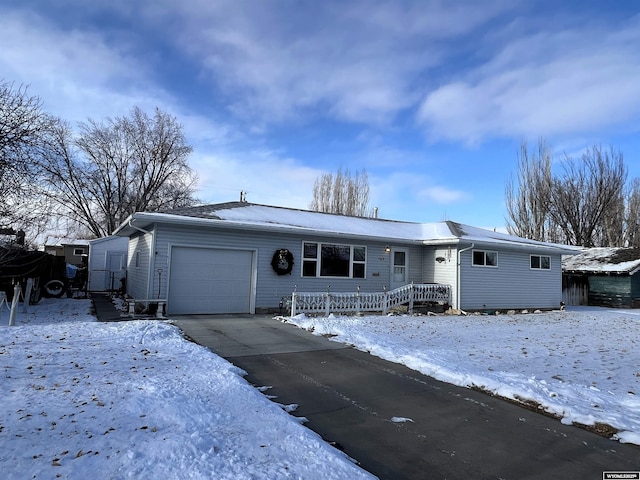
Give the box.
[530,255,551,270]
[472,250,498,267]
[302,242,366,278]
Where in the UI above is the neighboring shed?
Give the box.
[43,237,90,266]
[562,247,640,307]
[87,236,128,292]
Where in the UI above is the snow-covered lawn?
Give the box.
[0,299,375,480]
[284,307,640,446]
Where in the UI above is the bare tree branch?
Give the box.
[37,107,198,237]
[310,167,370,217]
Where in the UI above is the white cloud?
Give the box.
[147,0,511,126]
[419,185,468,204]
[190,149,322,209]
[417,17,640,144]
[0,9,161,122]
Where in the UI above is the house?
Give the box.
[562,247,640,307]
[43,236,90,266]
[112,201,577,315]
[87,236,128,292]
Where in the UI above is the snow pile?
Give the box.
[286,308,640,445]
[0,299,374,479]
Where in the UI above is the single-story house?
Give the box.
[112,201,577,315]
[562,247,640,307]
[43,236,90,267]
[87,236,129,292]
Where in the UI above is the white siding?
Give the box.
[459,248,563,310]
[422,246,458,307]
[150,224,423,313]
[88,236,128,291]
[127,232,153,300]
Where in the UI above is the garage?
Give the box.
[168,246,254,314]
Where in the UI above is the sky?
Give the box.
[2,0,640,229]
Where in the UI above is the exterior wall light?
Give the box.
[384,246,391,253]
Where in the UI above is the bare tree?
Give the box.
[506,141,629,247]
[310,167,371,217]
[38,107,198,237]
[0,81,51,231]
[548,146,626,247]
[505,140,556,241]
[624,178,640,249]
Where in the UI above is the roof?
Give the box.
[562,247,640,275]
[43,236,91,248]
[113,201,577,253]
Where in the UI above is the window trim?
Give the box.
[301,241,367,279]
[471,249,498,268]
[73,247,86,256]
[530,254,551,270]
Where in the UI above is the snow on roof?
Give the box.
[116,202,576,253]
[562,247,640,274]
[44,236,91,247]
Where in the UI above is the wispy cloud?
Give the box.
[190,149,322,209]
[417,16,640,144]
[419,186,469,204]
[0,8,160,122]
[148,0,511,127]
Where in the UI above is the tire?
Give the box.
[43,279,65,298]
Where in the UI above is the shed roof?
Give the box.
[43,236,91,248]
[562,247,640,275]
[114,201,577,253]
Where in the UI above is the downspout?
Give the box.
[456,243,475,310]
[127,220,156,302]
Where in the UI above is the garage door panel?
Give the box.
[168,247,253,314]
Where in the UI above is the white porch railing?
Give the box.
[290,283,451,317]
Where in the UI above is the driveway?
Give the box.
[173,314,639,480]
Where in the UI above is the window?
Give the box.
[73,248,86,256]
[135,251,141,268]
[530,255,551,270]
[472,250,498,267]
[302,242,366,278]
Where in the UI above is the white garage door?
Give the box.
[168,247,253,314]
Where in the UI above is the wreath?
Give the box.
[271,249,294,275]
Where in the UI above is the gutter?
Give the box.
[456,243,475,310]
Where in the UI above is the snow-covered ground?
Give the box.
[3,299,638,480]
[0,298,375,480]
[284,307,640,446]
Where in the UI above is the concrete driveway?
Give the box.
[173,314,639,480]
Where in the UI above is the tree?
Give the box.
[506,142,629,247]
[505,140,556,241]
[310,167,371,217]
[0,81,51,231]
[547,146,626,247]
[622,178,640,249]
[38,107,198,237]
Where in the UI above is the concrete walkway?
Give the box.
[173,314,639,480]
[91,293,128,322]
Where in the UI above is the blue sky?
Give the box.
[2,1,640,229]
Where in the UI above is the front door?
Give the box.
[390,248,408,290]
